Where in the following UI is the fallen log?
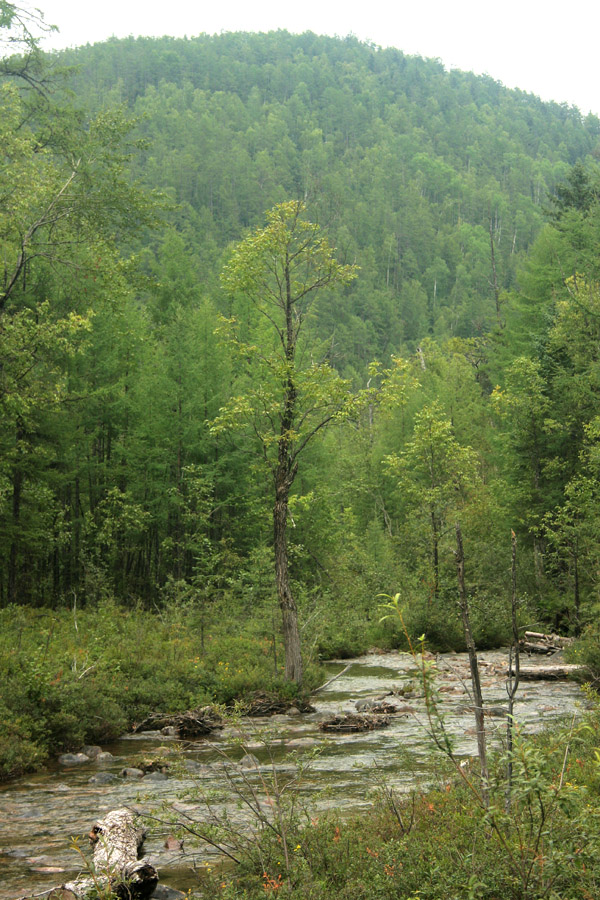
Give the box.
[51,808,157,900]
[524,631,573,646]
[507,664,586,680]
[520,641,562,655]
[312,662,353,694]
[520,631,574,654]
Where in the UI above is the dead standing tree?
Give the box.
[454,521,489,804]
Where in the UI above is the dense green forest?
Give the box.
[3,1,600,773]
[4,21,600,622]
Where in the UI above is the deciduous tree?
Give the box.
[214,201,358,684]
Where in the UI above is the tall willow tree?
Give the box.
[215,201,358,685]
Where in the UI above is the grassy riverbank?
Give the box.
[0,588,463,781]
[0,600,322,781]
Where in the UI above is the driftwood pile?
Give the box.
[132,705,223,737]
[512,630,584,680]
[319,713,390,733]
[520,631,574,655]
[234,690,315,716]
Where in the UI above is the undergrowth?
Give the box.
[0,598,319,780]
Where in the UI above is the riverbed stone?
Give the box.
[161,726,179,736]
[121,767,144,778]
[58,752,90,765]
[151,887,187,900]
[239,753,260,768]
[95,751,114,763]
[285,737,319,749]
[164,834,184,850]
[82,745,103,759]
[88,772,119,785]
[183,759,207,773]
[142,771,168,782]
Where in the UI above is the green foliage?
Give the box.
[0,600,321,780]
[0,26,598,629]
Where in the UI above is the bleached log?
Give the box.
[520,641,560,654]
[522,631,574,652]
[507,664,585,680]
[61,808,158,899]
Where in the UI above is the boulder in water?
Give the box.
[88,773,119,785]
[121,767,144,778]
[58,753,90,765]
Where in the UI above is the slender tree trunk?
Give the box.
[8,423,24,604]
[273,475,302,685]
[270,254,303,685]
[489,213,501,325]
[506,529,520,811]
[454,521,488,803]
[431,508,439,599]
[573,545,581,635]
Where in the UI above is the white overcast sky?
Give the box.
[36,0,600,116]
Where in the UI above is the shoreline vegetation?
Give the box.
[0,598,595,784]
[191,699,600,900]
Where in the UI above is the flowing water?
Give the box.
[0,649,584,899]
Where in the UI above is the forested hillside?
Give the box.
[66,32,600,355]
[3,22,600,661]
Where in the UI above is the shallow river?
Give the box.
[0,649,584,899]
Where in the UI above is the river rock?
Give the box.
[239,753,260,768]
[96,751,114,763]
[142,771,168,782]
[355,698,377,711]
[151,887,187,900]
[285,737,319,749]
[82,745,103,759]
[30,865,66,873]
[161,726,179,737]
[183,759,207,773]
[121,767,144,778]
[164,834,184,850]
[58,752,90,765]
[88,772,119,785]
